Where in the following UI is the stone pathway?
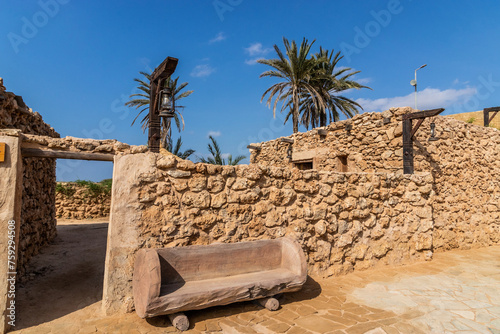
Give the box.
[12,234,500,333]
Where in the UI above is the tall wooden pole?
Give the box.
[147,57,178,153]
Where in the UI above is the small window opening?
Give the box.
[338,155,348,172]
[294,160,313,170]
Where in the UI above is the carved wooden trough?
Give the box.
[133,237,307,330]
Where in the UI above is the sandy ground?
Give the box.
[11,219,500,334]
[15,218,109,330]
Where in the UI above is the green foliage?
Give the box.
[466,117,476,123]
[56,179,112,198]
[166,136,195,159]
[197,136,245,165]
[55,183,76,197]
[258,37,370,133]
[125,71,194,148]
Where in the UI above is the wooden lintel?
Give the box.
[22,148,114,161]
[150,57,179,83]
[280,138,294,144]
[402,108,445,120]
[317,129,328,136]
[410,118,425,139]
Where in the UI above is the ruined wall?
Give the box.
[0,79,59,275]
[251,107,500,252]
[447,110,500,129]
[104,152,434,312]
[55,182,111,219]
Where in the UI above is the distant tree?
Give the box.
[197,135,245,165]
[166,137,195,160]
[125,71,193,147]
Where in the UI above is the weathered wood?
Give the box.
[490,111,499,124]
[410,118,425,139]
[280,138,294,144]
[402,108,444,120]
[403,118,413,174]
[246,145,261,150]
[256,297,279,311]
[150,57,178,83]
[484,107,500,113]
[317,129,328,136]
[167,312,189,331]
[133,238,307,319]
[21,148,114,161]
[148,57,179,153]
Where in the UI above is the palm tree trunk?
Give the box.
[293,89,299,133]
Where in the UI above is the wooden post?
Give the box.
[403,118,414,174]
[402,108,445,175]
[483,107,500,127]
[484,108,490,127]
[147,57,178,153]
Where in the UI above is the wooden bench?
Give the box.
[133,237,307,328]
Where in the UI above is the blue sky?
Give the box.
[1,0,499,181]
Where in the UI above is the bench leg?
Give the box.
[167,312,189,331]
[256,297,280,311]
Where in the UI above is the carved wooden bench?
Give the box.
[133,237,307,329]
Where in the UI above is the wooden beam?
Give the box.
[246,145,261,150]
[402,108,445,120]
[317,129,328,136]
[150,57,179,83]
[280,138,294,144]
[484,107,500,113]
[22,148,114,161]
[410,118,425,139]
[490,111,499,124]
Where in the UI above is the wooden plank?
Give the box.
[484,107,500,113]
[150,57,179,82]
[402,108,445,120]
[484,109,490,127]
[0,143,5,162]
[21,148,114,161]
[246,145,261,150]
[280,138,294,144]
[317,129,328,136]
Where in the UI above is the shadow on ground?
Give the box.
[16,221,108,329]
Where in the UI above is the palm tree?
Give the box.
[297,48,370,129]
[258,38,326,133]
[166,137,195,160]
[125,71,193,147]
[197,135,246,165]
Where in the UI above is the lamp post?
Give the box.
[410,64,427,110]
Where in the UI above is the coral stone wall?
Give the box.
[0,79,59,275]
[104,152,435,312]
[251,107,500,252]
[55,183,111,219]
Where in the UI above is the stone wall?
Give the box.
[55,182,111,219]
[0,78,60,276]
[250,108,500,253]
[103,152,434,312]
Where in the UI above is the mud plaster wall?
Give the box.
[0,79,59,276]
[251,107,500,253]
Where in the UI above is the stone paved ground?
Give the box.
[12,224,500,334]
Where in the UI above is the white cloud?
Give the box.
[207,130,221,138]
[221,153,230,159]
[356,87,477,112]
[244,42,272,65]
[209,32,226,44]
[356,77,372,85]
[190,64,215,78]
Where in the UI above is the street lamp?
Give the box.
[158,86,175,118]
[410,64,427,110]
